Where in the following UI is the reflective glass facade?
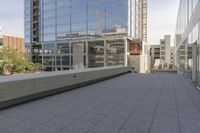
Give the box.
[25,0,142,71]
[175,0,200,83]
[24,0,31,44]
[40,0,129,41]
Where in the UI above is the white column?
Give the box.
[85,41,89,68]
[124,39,128,66]
[69,42,72,70]
[104,40,107,67]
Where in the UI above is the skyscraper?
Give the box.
[25,0,145,71]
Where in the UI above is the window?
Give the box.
[57,43,69,54]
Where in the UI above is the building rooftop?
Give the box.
[0,73,200,133]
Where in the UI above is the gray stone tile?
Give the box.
[123,118,151,133]
[1,121,37,133]
[179,112,200,121]
[97,116,126,129]
[78,113,105,124]
[180,118,200,129]
[26,126,58,133]
[119,129,141,133]
[59,121,94,133]
[44,111,84,130]
[150,124,180,133]
[153,115,179,128]
[0,130,6,133]
[0,118,21,129]
[132,112,154,122]
[88,125,119,133]
[181,127,200,133]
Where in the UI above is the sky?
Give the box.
[148,0,180,44]
[0,0,180,44]
[0,0,24,37]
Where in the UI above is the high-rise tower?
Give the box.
[25,0,145,71]
[141,0,147,42]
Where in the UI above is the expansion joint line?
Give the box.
[56,74,148,133]
[172,76,182,133]
[117,75,159,133]
[147,75,166,133]
[85,74,152,133]
[87,74,152,133]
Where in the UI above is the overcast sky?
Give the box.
[0,0,180,44]
[148,0,180,44]
[0,0,24,37]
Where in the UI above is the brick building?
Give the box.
[0,35,24,55]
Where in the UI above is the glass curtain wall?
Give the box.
[56,43,70,70]
[193,24,199,84]
[106,40,125,66]
[25,0,131,70]
[40,0,129,41]
[24,0,31,44]
[39,0,128,70]
[43,43,56,71]
[179,44,186,71]
[175,0,200,83]
[42,0,56,42]
[57,0,71,40]
[88,41,105,68]
[24,0,31,55]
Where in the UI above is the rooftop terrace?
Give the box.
[0,73,200,133]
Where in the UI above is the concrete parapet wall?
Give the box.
[0,66,131,109]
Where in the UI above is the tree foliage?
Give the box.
[0,47,42,75]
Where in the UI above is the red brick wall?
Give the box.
[3,35,25,56]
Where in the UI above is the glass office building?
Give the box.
[25,0,142,71]
[175,0,200,84]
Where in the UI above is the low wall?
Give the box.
[0,66,131,109]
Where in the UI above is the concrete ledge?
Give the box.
[0,66,131,109]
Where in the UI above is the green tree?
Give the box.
[0,47,42,75]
